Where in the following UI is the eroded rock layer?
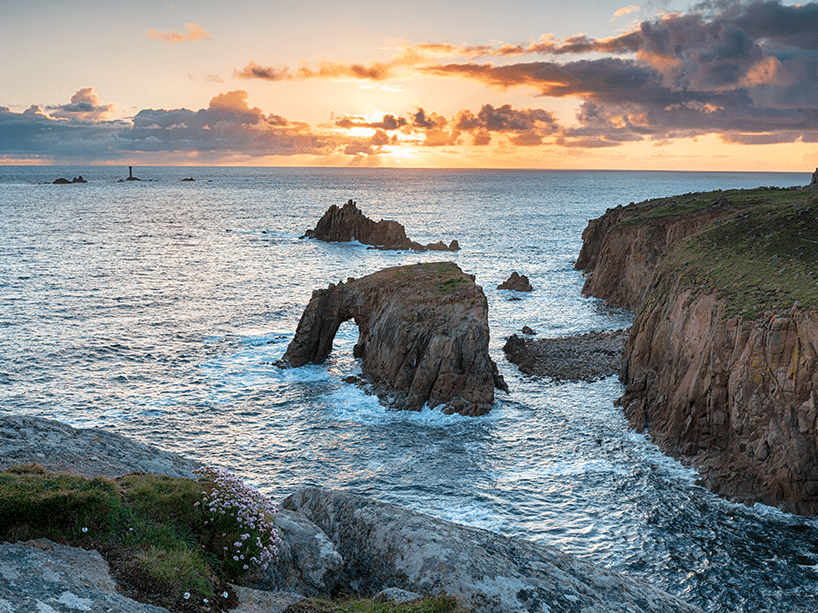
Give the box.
[618,280,818,515]
[575,201,736,311]
[280,262,506,416]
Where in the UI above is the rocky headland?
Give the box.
[279,262,507,416]
[576,186,818,514]
[0,415,703,613]
[301,200,459,252]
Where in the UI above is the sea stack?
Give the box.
[301,200,460,252]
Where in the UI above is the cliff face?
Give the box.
[280,262,506,416]
[578,190,818,514]
[619,278,818,515]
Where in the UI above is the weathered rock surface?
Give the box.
[575,203,735,311]
[0,539,172,613]
[282,486,703,613]
[250,508,344,596]
[504,329,628,382]
[497,272,533,292]
[279,262,507,416]
[0,414,199,479]
[300,200,459,252]
[617,282,818,514]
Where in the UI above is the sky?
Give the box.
[2,0,818,170]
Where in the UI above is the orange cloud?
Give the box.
[47,87,115,121]
[145,23,211,44]
[236,59,398,82]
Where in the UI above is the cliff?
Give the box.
[279,262,507,416]
[577,187,818,514]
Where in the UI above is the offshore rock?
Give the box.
[282,487,703,613]
[53,175,87,184]
[279,262,507,416]
[497,271,533,292]
[300,200,459,252]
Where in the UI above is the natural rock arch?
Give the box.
[279,262,506,416]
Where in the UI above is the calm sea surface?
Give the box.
[1,166,816,611]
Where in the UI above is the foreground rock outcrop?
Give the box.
[301,200,459,252]
[0,414,198,479]
[577,188,818,514]
[1,416,704,613]
[283,486,702,613]
[279,262,507,416]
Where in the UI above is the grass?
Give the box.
[0,464,473,613]
[0,464,260,612]
[634,188,818,321]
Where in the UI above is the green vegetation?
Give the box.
[644,188,818,320]
[620,185,809,225]
[0,464,274,613]
[0,464,475,613]
[285,594,471,613]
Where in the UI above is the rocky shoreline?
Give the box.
[503,328,628,382]
[0,415,702,613]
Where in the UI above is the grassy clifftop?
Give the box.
[639,187,818,320]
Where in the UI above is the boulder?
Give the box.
[0,414,199,479]
[247,509,343,596]
[503,329,628,382]
[279,262,507,416]
[300,200,459,252]
[0,539,172,613]
[282,487,703,613]
[497,272,533,292]
[53,176,87,184]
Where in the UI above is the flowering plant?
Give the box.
[192,466,281,579]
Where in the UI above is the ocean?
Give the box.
[1,165,816,612]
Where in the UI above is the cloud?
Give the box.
[0,89,342,161]
[206,74,224,83]
[47,87,115,121]
[614,5,640,17]
[410,1,818,145]
[236,59,398,82]
[145,23,210,44]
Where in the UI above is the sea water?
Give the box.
[1,166,816,612]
